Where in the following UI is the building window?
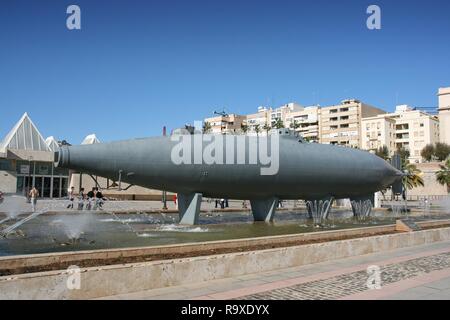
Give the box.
[0,159,13,171]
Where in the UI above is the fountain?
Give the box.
[306,198,334,226]
[389,199,409,218]
[421,197,431,218]
[1,207,50,237]
[58,213,96,242]
[0,195,25,225]
[0,195,53,237]
[102,200,145,236]
[351,200,373,221]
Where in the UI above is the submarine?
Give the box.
[55,129,403,225]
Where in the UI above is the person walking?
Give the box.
[29,187,39,212]
[67,186,75,209]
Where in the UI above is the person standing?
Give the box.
[94,187,104,210]
[86,188,95,210]
[29,187,39,213]
[78,188,85,210]
[173,194,177,206]
[67,187,75,209]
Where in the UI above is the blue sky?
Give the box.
[1,0,449,143]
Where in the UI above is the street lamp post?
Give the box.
[27,156,33,202]
[162,126,168,210]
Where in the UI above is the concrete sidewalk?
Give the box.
[99,240,450,300]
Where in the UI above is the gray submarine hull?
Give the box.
[55,133,402,224]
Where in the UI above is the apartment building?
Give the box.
[204,114,247,134]
[361,115,396,154]
[438,87,450,145]
[285,106,321,142]
[269,103,303,126]
[320,99,386,148]
[361,105,440,163]
[245,107,271,134]
[245,103,319,139]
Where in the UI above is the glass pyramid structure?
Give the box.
[0,113,50,153]
[45,136,60,152]
[81,134,100,145]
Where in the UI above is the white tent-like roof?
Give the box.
[0,112,50,153]
[81,134,100,145]
[45,136,60,152]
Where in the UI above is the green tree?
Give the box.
[375,145,390,161]
[396,147,410,165]
[420,144,435,162]
[403,163,425,190]
[273,119,285,129]
[263,123,271,134]
[435,143,450,161]
[436,159,450,192]
[202,121,211,134]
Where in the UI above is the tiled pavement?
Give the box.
[99,240,450,300]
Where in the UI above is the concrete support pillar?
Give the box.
[178,193,202,225]
[250,197,278,222]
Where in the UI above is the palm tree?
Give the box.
[240,123,249,134]
[289,120,300,131]
[403,163,425,190]
[254,124,261,136]
[436,159,450,192]
[202,121,212,134]
[273,119,285,129]
[263,123,271,135]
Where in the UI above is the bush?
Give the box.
[435,143,450,161]
[420,144,435,161]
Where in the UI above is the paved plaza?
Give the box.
[99,240,450,300]
[0,197,256,215]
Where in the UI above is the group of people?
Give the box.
[67,186,105,211]
[214,198,229,209]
